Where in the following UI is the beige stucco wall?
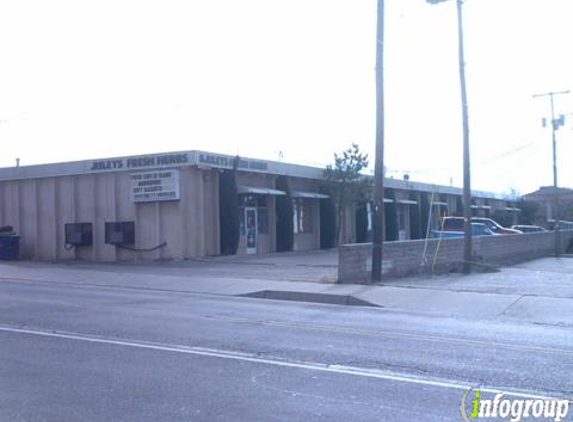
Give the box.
[289,177,322,251]
[292,198,320,251]
[0,167,219,261]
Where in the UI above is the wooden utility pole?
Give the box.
[427,0,472,273]
[456,0,472,274]
[533,89,571,257]
[371,0,385,283]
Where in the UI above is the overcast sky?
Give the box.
[1,0,572,195]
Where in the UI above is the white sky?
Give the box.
[1,0,572,195]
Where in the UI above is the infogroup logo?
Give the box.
[460,387,570,422]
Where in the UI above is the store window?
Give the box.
[398,205,407,240]
[293,198,313,234]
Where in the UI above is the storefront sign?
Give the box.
[88,152,268,173]
[131,170,180,202]
[90,153,189,172]
[198,153,268,171]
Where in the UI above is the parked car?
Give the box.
[547,220,573,230]
[431,222,495,238]
[510,224,547,233]
[440,217,466,232]
[471,217,523,234]
[441,216,522,235]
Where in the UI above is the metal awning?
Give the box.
[237,186,286,196]
[432,201,449,206]
[290,191,329,199]
[384,198,418,204]
[505,207,521,212]
[471,205,492,210]
[396,199,418,205]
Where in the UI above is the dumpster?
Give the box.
[0,229,19,260]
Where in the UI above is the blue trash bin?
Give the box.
[0,235,20,260]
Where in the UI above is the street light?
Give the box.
[427,0,473,273]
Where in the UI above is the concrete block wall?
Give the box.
[339,230,573,283]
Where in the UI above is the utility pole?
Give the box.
[533,89,571,257]
[427,0,472,273]
[456,0,472,274]
[371,0,385,283]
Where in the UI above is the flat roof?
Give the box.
[0,149,503,199]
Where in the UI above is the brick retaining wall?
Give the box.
[338,231,573,283]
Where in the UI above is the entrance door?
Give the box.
[245,207,258,254]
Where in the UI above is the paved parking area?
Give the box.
[387,256,573,299]
[381,257,573,326]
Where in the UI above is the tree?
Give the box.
[517,200,540,225]
[492,210,514,228]
[504,187,521,201]
[323,144,371,244]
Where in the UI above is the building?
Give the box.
[523,186,573,226]
[0,150,521,261]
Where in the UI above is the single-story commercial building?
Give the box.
[522,186,573,227]
[0,150,521,261]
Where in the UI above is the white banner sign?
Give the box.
[131,170,180,202]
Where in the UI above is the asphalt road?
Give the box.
[1,277,572,421]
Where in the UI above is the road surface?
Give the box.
[1,277,571,421]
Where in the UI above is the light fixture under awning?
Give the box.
[396,199,418,205]
[432,201,449,206]
[237,186,286,196]
[505,207,521,212]
[291,191,329,199]
[471,205,492,210]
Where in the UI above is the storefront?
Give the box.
[0,149,515,261]
[0,150,329,261]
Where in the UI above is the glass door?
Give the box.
[245,207,258,254]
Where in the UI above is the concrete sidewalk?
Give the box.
[46,249,339,283]
[1,257,572,326]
